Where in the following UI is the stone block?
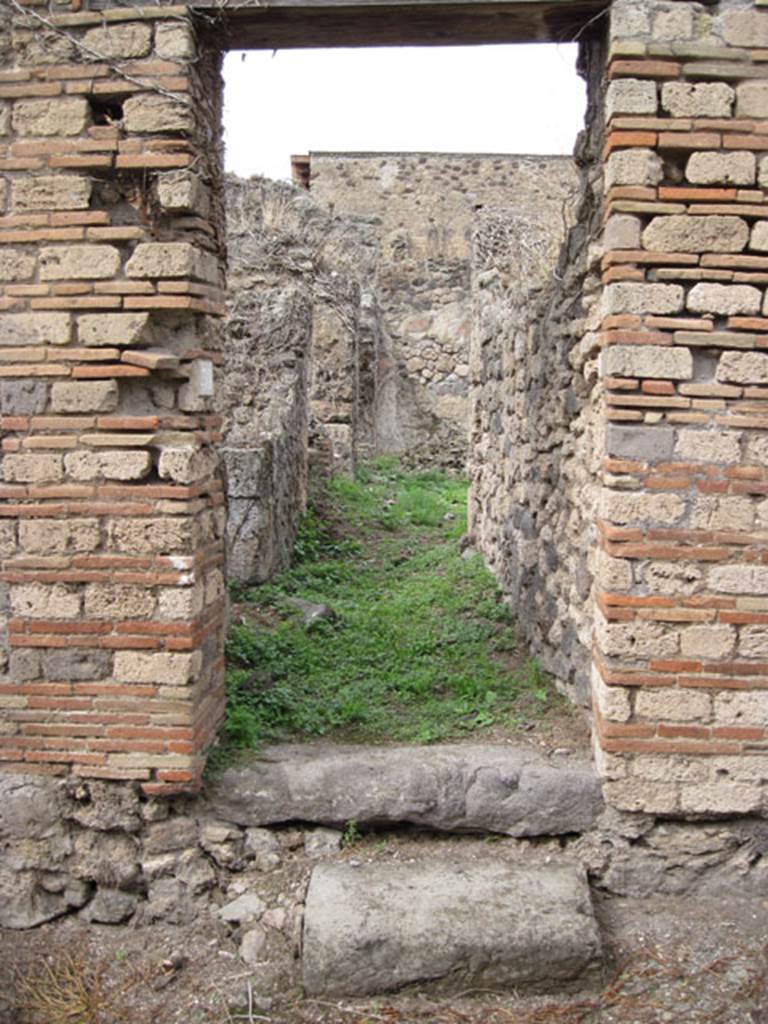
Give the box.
[0,249,36,282]
[690,495,754,532]
[0,313,70,346]
[594,549,633,591]
[661,82,734,118]
[606,79,658,119]
[12,98,88,137]
[687,283,761,316]
[3,453,63,484]
[722,9,768,48]
[635,687,711,722]
[600,344,692,380]
[675,428,741,464]
[736,82,768,119]
[51,380,118,413]
[715,690,768,727]
[0,380,47,416]
[600,489,686,526]
[605,149,663,188]
[84,583,155,619]
[603,283,684,316]
[738,626,768,659]
[158,446,216,484]
[43,649,112,682]
[0,102,9,136]
[709,564,768,595]
[82,23,152,58]
[679,782,761,816]
[653,6,694,41]
[686,151,755,186]
[156,171,208,216]
[155,22,196,60]
[12,176,91,212]
[758,157,768,191]
[679,624,735,660]
[610,1,650,39]
[107,517,194,554]
[0,522,16,559]
[303,861,601,997]
[606,424,676,462]
[642,215,748,254]
[749,221,768,252]
[592,666,631,723]
[114,651,197,686]
[604,214,642,251]
[77,312,151,347]
[601,780,679,815]
[10,582,80,620]
[716,351,768,385]
[125,242,217,282]
[19,518,100,556]
[40,245,121,281]
[157,584,204,620]
[65,450,151,481]
[596,617,678,660]
[122,94,192,134]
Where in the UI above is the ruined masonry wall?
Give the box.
[310,152,579,446]
[0,3,227,795]
[594,0,768,816]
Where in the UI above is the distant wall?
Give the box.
[309,152,579,447]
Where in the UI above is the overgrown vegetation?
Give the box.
[216,459,560,765]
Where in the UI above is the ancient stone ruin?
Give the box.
[2,0,768,983]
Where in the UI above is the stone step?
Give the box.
[207,742,603,837]
[302,860,603,997]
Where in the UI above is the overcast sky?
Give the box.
[223,43,586,181]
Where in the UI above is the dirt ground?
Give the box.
[2,817,767,1024]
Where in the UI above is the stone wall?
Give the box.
[309,152,580,447]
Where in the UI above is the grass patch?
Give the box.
[214,459,560,765]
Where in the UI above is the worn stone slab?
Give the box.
[208,744,604,836]
[302,860,602,996]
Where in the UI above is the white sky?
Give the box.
[223,43,587,181]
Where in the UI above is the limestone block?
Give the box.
[749,221,768,253]
[686,282,761,315]
[12,98,88,137]
[114,651,197,686]
[644,561,703,597]
[689,495,754,531]
[51,380,118,413]
[722,9,768,48]
[661,82,734,118]
[0,313,70,346]
[602,780,679,815]
[77,312,151,347]
[65,450,151,481]
[600,489,685,526]
[592,666,631,723]
[635,687,711,722]
[0,102,9,136]
[606,424,676,462]
[675,429,741,464]
[157,584,204,620]
[155,22,196,60]
[679,782,762,816]
[739,626,768,658]
[0,522,16,558]
[158,446,217,484]
[716,351,768,385]
[125,242,217,282]
[709,564,768,595]
[594,549,633,591]
[156,172,208,216]
[84,584,155,619]
[122,94,192,134]
[679,624,735,660]
[603,283,684,316]
[600,344,692,380]
[12,176,91,212]
[686,151,755,186]
[610,1,650,39]
[653,6,694,41]
[736,82,768,119]
[82,23,152,59]
[596,618,678,660]
[3,453,63,484]
[604,213,642,250]
[107,517,194,554]
[606,80,658,119]
[10,582,80,620]
[19,518,100,556]
[642,215,748,254]
[605,149,663,188]
[758,157,768,190]
[40,245,120,281]
[0,249,36,282]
